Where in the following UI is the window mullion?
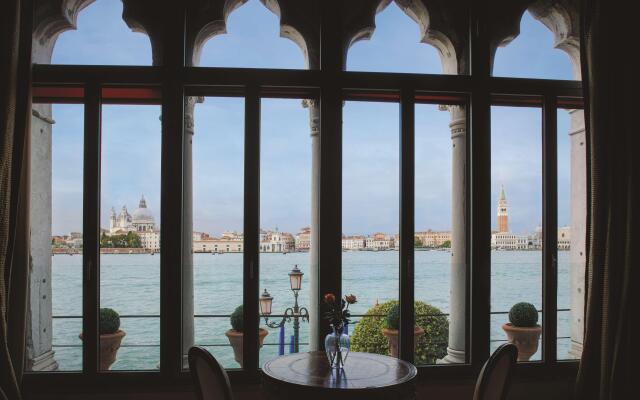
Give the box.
[399,88,415,362]
[470,2,492,369]
[243,85,261,378]
[82,82,101,376]
[542,96,558,364]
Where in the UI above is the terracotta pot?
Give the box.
[381,327,425,358]
[225,328,269,368]
[502,323,542,361]
[79,330,126,370]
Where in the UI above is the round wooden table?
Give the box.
[262,351,417,400]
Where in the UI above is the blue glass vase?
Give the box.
[324,326,350,369]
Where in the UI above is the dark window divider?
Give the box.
[243,85,261,380]
[82,82,101,376]
[399,88,415,363]
[542,95,558,364]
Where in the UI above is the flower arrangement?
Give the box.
[322,293,357,331]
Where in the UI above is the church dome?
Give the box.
[132,195,154,224]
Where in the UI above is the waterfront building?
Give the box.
[342,235,366,250]
[295,227,311,251]
[259,228,295,253]
[139,231,161,251]
[490,232,529,250]
[558,226,571,250]
[415,230,452,247]
[108,195,157,234]
[364,232,394,250]
[107,195,159,250]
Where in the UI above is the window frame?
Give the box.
[25,2,584,394]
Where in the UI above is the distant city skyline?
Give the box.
[50,0,573,236]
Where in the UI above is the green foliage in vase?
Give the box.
[386,303,400,330]
[230,305,243,332]
[508,302,539,327]
[351,300,448,364]
[100,308,121,335]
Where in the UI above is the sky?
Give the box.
[50,0,576,236]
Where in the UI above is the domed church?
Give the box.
[109,195,156,234]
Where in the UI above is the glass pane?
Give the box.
[28,103,84,371]
[557,108,586,360]
[259,98,312,366]
[343,101,399,358]
[491,106,543,362]
[414,104,465,365]
[100,104,161,371]
[189,97,245,369]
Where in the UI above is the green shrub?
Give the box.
[100,308,120,335]
[508,302,539,327]
[230,305,243,331]
[386,303,400,330]
[351,300,448,364]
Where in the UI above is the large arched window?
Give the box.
[26,1,585,392]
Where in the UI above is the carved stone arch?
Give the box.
[342,0,467,74]
[122,0,166,66]
[186,0,248,67]
[489,0,580,79]
[528,0,580,79]
[32,0,95,64]
[341,0,392,68]
[488,0,532,73]
[260,0,319,69]
[395,0,469,74]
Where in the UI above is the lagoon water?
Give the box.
[51,250,576,371]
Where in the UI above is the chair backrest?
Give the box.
[473,343,518,400]
[188,346,234,400]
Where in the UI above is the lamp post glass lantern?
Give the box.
[260,265,309,353]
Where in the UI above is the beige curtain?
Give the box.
[575,0,638,399]
[1,0,32,399]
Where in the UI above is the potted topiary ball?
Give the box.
[381,303,425,358]
[79,307,126,370]
[502,302,542,361]
[225,305,268,368]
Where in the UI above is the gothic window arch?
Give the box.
[346,1,442,74]
[189,0,312,68]
[38,0,153,66]
[492,10,573,80]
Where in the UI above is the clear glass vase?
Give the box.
[324,326,350,369]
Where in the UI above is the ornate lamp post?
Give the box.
[259,265,309,353]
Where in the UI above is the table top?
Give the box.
[262,351,417,391]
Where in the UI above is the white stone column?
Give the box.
[26,104,58,371]
[568,109,586,358]
[441,105,466,364]
[182,97,197,366]
[303,99,320,351]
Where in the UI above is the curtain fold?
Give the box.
[575,1,638,399]
[1,0,32,399]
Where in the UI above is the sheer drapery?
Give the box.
[1,0,32,399]
[575,1,638,399]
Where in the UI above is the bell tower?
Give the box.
[497,185,509,232]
